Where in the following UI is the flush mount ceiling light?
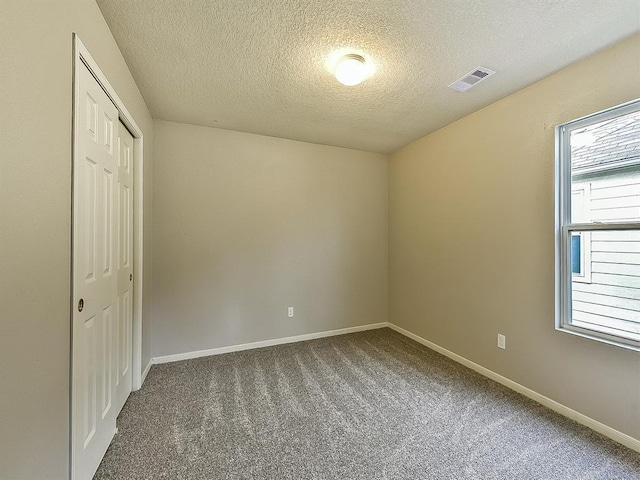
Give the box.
[334,54,368,86]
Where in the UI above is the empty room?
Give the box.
[1,1,640,479]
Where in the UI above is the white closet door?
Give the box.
[72,61,119,480]
[115,121,133,415]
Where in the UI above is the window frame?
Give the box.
[555,99,640,351]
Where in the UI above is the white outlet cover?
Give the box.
[497,334,506,350]
[287,307,294,318]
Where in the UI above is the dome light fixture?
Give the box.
[334,54,368,86]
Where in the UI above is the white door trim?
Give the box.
[71,34,145,477]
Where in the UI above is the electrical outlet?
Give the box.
[287,306,294,318]
[497,334,506,350]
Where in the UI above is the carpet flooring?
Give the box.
[94,328,640,479]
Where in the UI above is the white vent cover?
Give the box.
[448,67,496,92]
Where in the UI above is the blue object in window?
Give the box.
[571,234,581,274]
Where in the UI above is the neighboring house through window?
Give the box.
[570,186,592,283]
[556,100,640,350]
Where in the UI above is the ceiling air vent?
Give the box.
[448,67,496,92]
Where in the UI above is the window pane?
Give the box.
[570,229,640,342]
[570,110,640,223]
[570,234,581,274]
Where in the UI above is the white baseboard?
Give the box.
[387,323,640,453]
[141,359,153,385]
[152,322,388,365]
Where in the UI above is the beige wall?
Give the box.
[153,120,387,356]
[0,2,636,478]
[389,33,640,440]
[0,1,154,478]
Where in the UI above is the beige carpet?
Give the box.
[94,328,640,479]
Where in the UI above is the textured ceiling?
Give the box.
[96,0,640,153]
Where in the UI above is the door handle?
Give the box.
[78,298,84,312]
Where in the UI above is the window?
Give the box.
[556,99,640,350]
[571,233,581,274]
[569,230,592,282]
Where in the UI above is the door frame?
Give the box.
[71,33,145,477]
